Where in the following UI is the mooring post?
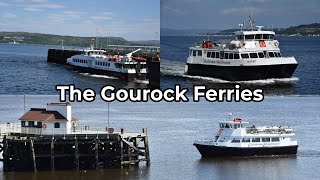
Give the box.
[95,137,99,169]
[75,138,79,170]
[142,128,150,166]
[30,140,37,172]
[51,138,55,171]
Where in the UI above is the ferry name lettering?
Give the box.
[202,58,231,65]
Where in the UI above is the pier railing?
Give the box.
[0,122,146,138]
[105,45,160,54]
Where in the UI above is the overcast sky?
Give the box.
[0,0,160,40]
[161,0,320,30]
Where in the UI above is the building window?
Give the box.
[21,121,26,127]
[54,122,60,128]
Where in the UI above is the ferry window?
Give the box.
[255,34,262,39]
[224,53,229,59]
[242,138,250,142]
[249,53,258,58]
[278,52,282,57]
[220,124,223,128]
[220,52,224,59]
[241,53,249,59]
[197,50,202,56]
[211,52,216,58]
[229,53,233,59]
[245,35,254,40]
[274,52,279,57]
[233,124,237,129]
[258,52,264,58]
[234,53,240,59]
[263,34,269,39]
[252,138,260,142]
[192,50,197,56]
[54,122,60,128]
[231,138,240,143]
[207,52,211,58]
[269,52,275,57]
[271,137,280,142]
[239,35,245,40]
[225,124,230,128]
[262,138,271,142]
[216,52,220,58]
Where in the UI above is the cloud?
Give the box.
[90,12,113,21]
[0,2,10,7]
[3,13,17,19]
[221,7,266,14]
[48,11,84,22]
[22,1,64,12]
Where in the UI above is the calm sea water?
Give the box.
[0,44,148,95]
[161,36,320,95]
[0,95,319,179]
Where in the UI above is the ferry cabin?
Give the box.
[68,49,147,75]
[188,29,284,64]
[211,119,297,148]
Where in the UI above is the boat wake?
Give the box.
[79,73,118,80]
[298,150,320,157]
[161,59,299,85]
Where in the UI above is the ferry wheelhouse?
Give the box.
[67,48,147,81]
[194,118,298,157]
[186,17,298,81]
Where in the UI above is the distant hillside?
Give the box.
[161,28,221,36]
[218,23,320,36]
[0,32,156,47]
[275,23,320,35]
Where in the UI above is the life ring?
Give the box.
[259,40,266,47]
[274,40,279,47]
[42,124,47,129]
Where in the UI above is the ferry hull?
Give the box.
[69,65,147,81]
[194,144,298,157]
[186,63,298,81]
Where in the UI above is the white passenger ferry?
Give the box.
[194,117,298,157]
[185,17,298,81]
[67,48,147,81]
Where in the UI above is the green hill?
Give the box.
[0,32,153,47]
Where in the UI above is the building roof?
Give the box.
[19,108,76,122]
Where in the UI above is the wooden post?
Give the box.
[120,139,123,167]
[75,138,79,170]
[30,140,37,172]
[51,138,55,171]
[142,128,150,166]
[95,138,99,169]
[3,137,9,172]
